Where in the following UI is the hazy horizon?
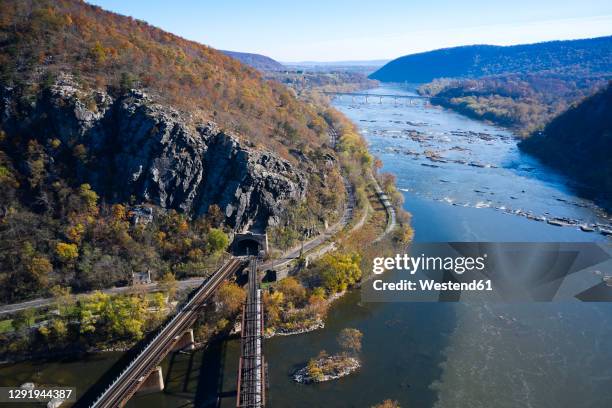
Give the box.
[86,1,612,62]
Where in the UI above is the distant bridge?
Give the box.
[322,91,431,104]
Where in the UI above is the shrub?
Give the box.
[55,242,79,262]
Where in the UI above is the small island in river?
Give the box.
[293,328,363,383]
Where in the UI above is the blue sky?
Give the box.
[87,0,612,62]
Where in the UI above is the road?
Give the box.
[259,127,356,273]
[260,178,354,272]
[0,276,208,317]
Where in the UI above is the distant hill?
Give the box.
[286,59,389,66]
[370,36,612,82]
[221,50,285,71]
[284,60,388,75]
[519,82,612,205]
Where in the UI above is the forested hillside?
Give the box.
[418,73,610,134]
[222,50,285,71]
[370,36,612,83]
[0,0,326,158]
[0,0,371,303]
[519,83,612,206]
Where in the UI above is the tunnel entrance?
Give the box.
[231,232,268,257]
[233,239,261,256]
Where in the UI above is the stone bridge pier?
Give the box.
[135,366,164,395]
[133,329,194,397]
[171,328,195,352]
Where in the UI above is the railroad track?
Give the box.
[237,258,265,408]
[86,258,246,408]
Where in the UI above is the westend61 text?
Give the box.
[372,279,493,292]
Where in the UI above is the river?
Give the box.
[2,84,612,407]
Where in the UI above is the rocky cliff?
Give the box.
[0,77,307,231]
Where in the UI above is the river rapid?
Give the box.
[332,84,612,408]
[2,84,612,408]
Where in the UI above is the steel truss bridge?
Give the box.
[322,91,431,104]
[83,258,249,408]
[236,257,265,408]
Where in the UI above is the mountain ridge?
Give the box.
[370,36,612,82]
[221,50,286,71]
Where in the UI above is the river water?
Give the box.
[2,84,612,407]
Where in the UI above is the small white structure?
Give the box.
[130,205,154,225]
[132,270,152,285]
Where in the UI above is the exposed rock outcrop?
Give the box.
[0,77,307,231]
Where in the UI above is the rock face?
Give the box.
[0,77,307,231]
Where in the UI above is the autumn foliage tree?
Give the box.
[215,282,246,319]
[314,251,362,294]
[337,328,363,355]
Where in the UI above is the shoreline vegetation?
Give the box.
[417,75,609,136]
[0,276,248,364]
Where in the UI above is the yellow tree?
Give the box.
[56,242,79,262]
[158,272,178,300]
[215,282,245,318]
[50,285,73,316]
[276,277,306,307]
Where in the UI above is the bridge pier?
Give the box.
[171,328,195,352]
[135,366,164,396]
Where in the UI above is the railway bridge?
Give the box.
[82,258,249,407]
[236,257,265,407]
